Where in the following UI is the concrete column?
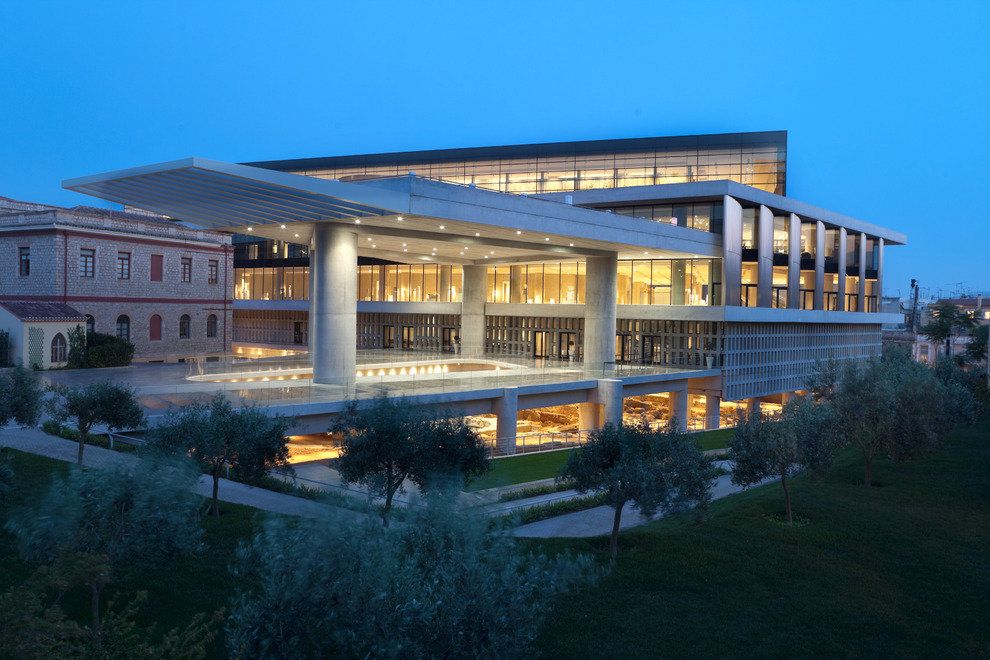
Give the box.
[598,378,624,427]
[722,195,743,306]
[787,214,801,309]
[876,238,885,303]
[494,387,518,455]
[704,394,721,430]
[814,220,825,310]
[460,265,486,356]
[669,386,689,432]
[310,224,357,386]
[307,257,315,349]
[837,227,847,310]
[584,254,618,374]
[857,233,868,312]
[748,398,762,416]
[671,260,686,305]
[578,401,601,431]
[757,205,774,308]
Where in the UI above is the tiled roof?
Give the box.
[0,301,86,322]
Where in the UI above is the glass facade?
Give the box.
[236,266,310,301]
[616,259,722,306]
[608,202,723,233]
[741,208,757,249]
[235,238,309,261]
[486,262,585,304]
[773,216,789,254]
[284,144,786,195]
[800,223,816,258]
[368,264,462,302]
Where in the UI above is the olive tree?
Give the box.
[729,396,837,524]
[46,381,145,464]
[226,498,596,658]
[559,420,717,558]
[4,456,205,653]
[332,396,490,525]
[148,393,292,516]
[0,366,44,428]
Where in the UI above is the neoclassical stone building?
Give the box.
[0,197,233,362]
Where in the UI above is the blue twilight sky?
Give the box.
[1,0,988,300]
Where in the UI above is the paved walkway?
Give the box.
[0,427,359,521]
[513,462,776,538]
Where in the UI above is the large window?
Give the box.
[50,333,67,363]
[18,247,29,276]
[206,314,218,338]
[610,202,724,234]
[116,315,130,341]
[800,223,816,258]
[85,315,95,334]
[79,248,95,277]
[179,314,191,339]
[181,257,192,283]
[741,209,756,250]
[486,262,586,304]
[617,258,721,306]
[117,251,131,280]
[208,259,219,284]
[296,142,786,195]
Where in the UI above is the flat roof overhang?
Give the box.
[63,158,722,264]
[538,180,907,246]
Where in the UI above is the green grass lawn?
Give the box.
[470,428,733,491]
[467,449,575,491]
[533,417,990,657]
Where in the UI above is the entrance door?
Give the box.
[558,332,577,360]
[533,331,550,359]
[401,326,415,350]
[441,327,454,352]
[293,321,306,345]
[382,325,395,349]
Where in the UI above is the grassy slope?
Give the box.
[0,448,262,657]
[469,429,733,491]
[534,418,990,658]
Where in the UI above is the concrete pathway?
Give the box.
[513,461,775,538]
[0,427,360,521]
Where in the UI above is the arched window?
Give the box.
[206,314,218,338]
[116,315,130,341]
[179,314,191,339]
[51,333,67,363]
[149,314,162,341]
[85,315,95,334]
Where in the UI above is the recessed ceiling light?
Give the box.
[439,225,445,230]
[484,255,489,259]
[372,244,376,248]
[280,224,286,229]
[367,237,372,241]
[474,232,480,237]
[402,243,407,247]
[354,219,361,224]
[246,227,253,232]
[489,250,494,254]
[396,216,404,221]
[569,243,574,247]
[516,230,522,235]
[403,248,407,252]
[294,233,299,238]
[544,237,550,241]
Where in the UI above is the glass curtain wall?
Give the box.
[610,202,724,233]
[486,262,586,304]
[235,266,309,301]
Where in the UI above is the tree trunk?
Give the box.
[946,337,952,358]
[609,503,624,559]
[781,467,792,524]
[381,487,395,527]
[90,582,101,654]
[864,456,873,487]
[210,467,221,516]
[77,437,85,465]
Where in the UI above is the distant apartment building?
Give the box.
[0,197,233,363]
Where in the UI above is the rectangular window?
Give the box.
[150,254,163,282]
[117,251,131,280]
[79,248,95,278]
[18,247,29,276]
[208,259,219,284]
[181,257,192,283]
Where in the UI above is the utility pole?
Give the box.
[908,278,920,332]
